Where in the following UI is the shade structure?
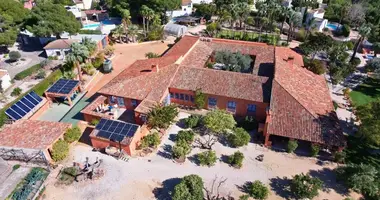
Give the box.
[164,24,188,37]
[5,91,43,120]
[95,118,139,142]
[46,79,80,95]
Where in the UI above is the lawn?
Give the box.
[349,78,380,107]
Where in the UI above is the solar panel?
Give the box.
[46,79,79,94]
[95,119,140,142]
[5,92,43,121]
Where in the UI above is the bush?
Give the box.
[350,57,361,67]
[172,174,204,200]
[147,104,178,129]
[90,119,99,126]
[290,173,323,199]
[64,126,82,143]
[214,50,252,72]
[140,132,161,149]
[237,116,258,131]
[297,28,306,42]
[9,51,21,62]
[310,144,320,157]
[145,52,160,58]
[287,140,298,153]
[246,181,269,200]
[305,59,326,75]
[333,151,346,163]
[197,150,217,166]
[239,195,250,200]
[13,164,20,171]
[194,89,206,109]
[103,45,115,56]
[227,151,244,168]
[227,127,251,147]
[14,63,41,80]
[35,70,46,79]
[51,140,69,162]
[176,130,195,144]
[93,53,105,69]
[59,167,78,185]
[340,24,351,37]
[172,139,191,159]
[11,87,22,97]
[333,101,338,110]
[184,114,201,128]
[346,41,354,50]
[82,63,95,75]
[343,88,350,96]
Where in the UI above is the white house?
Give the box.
[166,0,193,18]
[43,39,79,60]
[0,70,12,91]
[65,5,82,19]
[73,0,92,10]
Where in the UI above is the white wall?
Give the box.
[45,48,70,60]
[75,0,92,10]
[0,70,11,90]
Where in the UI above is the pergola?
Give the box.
[45,79,81,106]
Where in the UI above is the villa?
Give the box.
[81,35,345,154]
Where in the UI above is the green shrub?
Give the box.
[64,126,82,143]
[51,140,69,162]
[346,41,354,50]
[14,63,41,80]
[90,119,99,126]
[82,63,95,75]
[9,51,21,62]
[184,114,201,128]
[287,140,298,153]
[227,151,244,168]
[140,132,161,149]
[59,167,77,185]
[176,130,195,144]
[340,24,350,37]
[290,173,323,199]
[239,195,250,200]
[78,29,102,34]
[147,104,178,129]
[310,144,320,157]
[93,53,105,69]
[62,70,76,79]
[227,127,251,147]
[172,174,204,200]
[11,87,22,97]
[297,28,306,42]
[237,116,258,131]
[194,89,206,109]
[145,52,160,58]
[13,164,20,171]
[197,150,217,166]
[333,151,346,163]
[246,180,269,200]
[305,59,326,75]
[350,57,361,67]
[333,101,338,110]
[35,70,46,79]
[172,139,191,159]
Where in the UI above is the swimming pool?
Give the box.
[326,23,340,31]
[82,23,100,29]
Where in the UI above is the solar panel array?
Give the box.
[5,91,43,120]
[46,79,80,94]
[95,118,139,142]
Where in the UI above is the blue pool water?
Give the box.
[83,23,100,29]
[367,55,374,60]
[326,23,340,31]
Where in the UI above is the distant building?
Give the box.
[24,0,36,10]
[73,0,92,10]
[166,0,193,18]
[192,0,213,4]
[0,70,11,91]
[65,5,82,19]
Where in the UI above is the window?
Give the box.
[185,95,189,101]
[175,93,180,99]
[141,114,147,122]
[190,96,194,102]
[180,94,185,100]
[170,93,174,98]
[227,101,236,112]
[131,99,138,107]
[56,51,61,56]
[247,104,256,112]
[117,97,125,106]
[208,97,217,107]
[110,96,116,104]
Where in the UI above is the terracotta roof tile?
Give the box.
[0,120,71,149]
[44,39,79,49]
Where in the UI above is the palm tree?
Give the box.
[287,11,302,43]
[120,9,132,30]
[145,7,155,32]
[66,43,89,81]
[127,24,139,43]
[305,17,316,40]
[350,24,371,62]
[81,37,97,56]
[258,17,269,42]
[140,5,149,36]
[112,25,125,43]
[280,6,291,33]
[236,2,250,29]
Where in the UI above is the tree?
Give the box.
[112,25,125,43]
[287,140,298,153]
[347,4,366,29]
[290,173,323,199]
[81,37,97,56]
[350,24,371,63]
[0,0,28,47]
[184,114,202,129]
[197,150,218,166]
[127,24,139,43]
[194,3,216,20]
[227,127,251,147]
[203,109,236,134]
[364,57,380,72]
[147,104,178,129]
[356,99,380,147]
[299,33,333,59]
[119,8,131,28]
[304,59,325,75]
[287,11,302,43]
[194,89,206,109]
[66,43,89,81]
[279,6,291,33]
[245,180,269,200]
[227,151,244,168]
[8,51,21,62]
[310,144,320,157]
[64,126,82,143]
[172,139,191,160]
[336,164,380,199]
[172,174,204,200]
[51,140,69,162]
[11,87,22,97]
[24,3,80,38]
[340,24,351,37]
[140,132,161,148]
[206,22,221,37]
[214,50,252,72]
[176,130,195,144]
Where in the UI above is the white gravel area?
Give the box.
[44,112,359,200]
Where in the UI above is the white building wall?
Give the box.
[0,70,11,90]
[45,48,70,60]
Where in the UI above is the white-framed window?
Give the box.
[247,104,256,112]
[208,97,217,108]
[227,101,236,112]
[110,96,116,104]
[117,97,125,106]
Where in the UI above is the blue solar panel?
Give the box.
[97,131,111,139]
[5,92,43,121]
[47,79,79,94]
[96,119,107,129]
[95,119,140,142]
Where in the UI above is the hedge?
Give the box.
[14,63,41,80]
[51,140,69,162]
[0,69,62,128]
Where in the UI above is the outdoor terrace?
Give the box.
[81,95,126,121]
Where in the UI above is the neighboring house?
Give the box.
[73,0,92,10]
[65,5,82,19]
[24,0,36,10]
[81,36,345,154]
[43,34,108,60]
[166,0,193,18]
[82,10,109,22]
[44,39,79,60]
[0,70,11,91]
[305,8,327,32]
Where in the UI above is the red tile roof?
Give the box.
[0,120,71,149]
[44,39,79,49]
[267,47,345,147]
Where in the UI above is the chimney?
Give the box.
[287,56,294,66]
[151,64,159,72]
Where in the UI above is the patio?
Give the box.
[81,95,128,122]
